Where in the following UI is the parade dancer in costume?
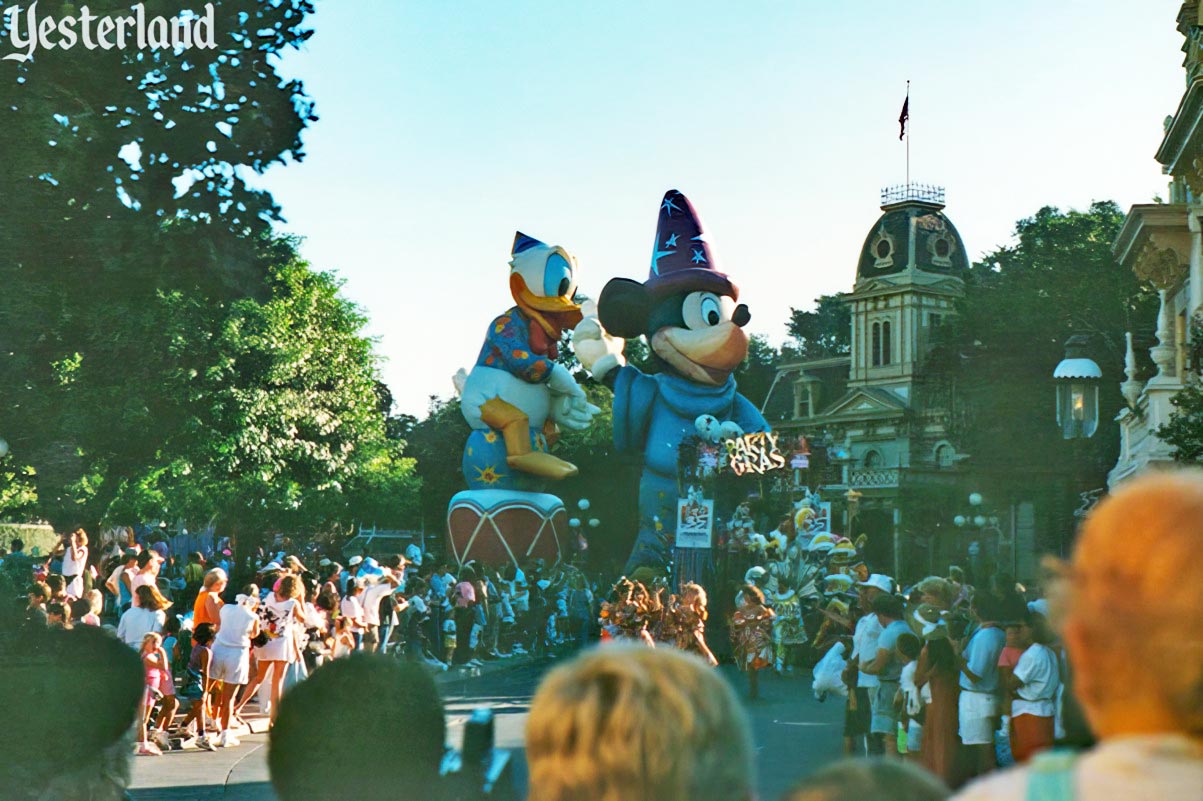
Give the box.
[674,582,718,666]
[573,190,769,573]
[458,232,598,487]
[731,584,775,700]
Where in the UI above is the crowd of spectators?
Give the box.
[1,468,1200,801]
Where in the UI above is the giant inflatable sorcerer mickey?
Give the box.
[574,189,770,572]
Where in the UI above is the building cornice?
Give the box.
[1113,203,1191,289]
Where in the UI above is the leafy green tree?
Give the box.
[786,294,851,361]
[105,250,402,549]
[0,0,318,525]
[929,201,1158,550]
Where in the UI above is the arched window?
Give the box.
[934,443,954,468]
[871,322,882,367]
[864,450,883,468]
[881,321,892,366]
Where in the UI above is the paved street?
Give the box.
[130,659,844,800]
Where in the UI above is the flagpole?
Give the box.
[906,80,910,188]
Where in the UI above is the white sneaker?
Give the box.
[152,730,172,751]
[218,730,241,748]
[136,741,162,757]
[198,734,218,752]
[178,736,198,750]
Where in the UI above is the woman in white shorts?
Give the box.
[210,584,260,747]
[235,574,304,724]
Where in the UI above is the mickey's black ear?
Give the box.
[598,278,653,339]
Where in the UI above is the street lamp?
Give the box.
[1054,335,1101,440]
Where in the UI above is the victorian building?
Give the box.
[1109,2,1203,486]
[763,185,1001,582]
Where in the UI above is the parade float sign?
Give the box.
[676,496,715,549]
[726,431,786,476]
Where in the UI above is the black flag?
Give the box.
[898,94,909,141]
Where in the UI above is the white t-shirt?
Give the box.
[362,582,395,627]
[409,594,428,614]
[900,660,924,716]
[214,603,258,648]
[1012,643,1060,718]
[852,613,883,689]
[341,596,364,631]
[116,606,165,648]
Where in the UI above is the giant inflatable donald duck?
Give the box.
[458,232,599,490]
[447,232,598,570]
[574,190,769,572]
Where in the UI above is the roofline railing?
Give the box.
[880,183,945,207]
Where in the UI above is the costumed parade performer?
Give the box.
[731,583,775,699]
[674,582,718,667]
[573,189,769,573]
[447,232,599,571]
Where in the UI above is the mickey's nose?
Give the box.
[733,304,751,327]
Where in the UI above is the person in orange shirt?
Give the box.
[193,568,228,637]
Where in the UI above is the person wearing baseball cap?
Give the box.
[844,573,895,756]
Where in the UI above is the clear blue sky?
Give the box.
[260,1,1185,417]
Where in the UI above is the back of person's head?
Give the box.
[0,626,143,800]
[70,598,92,621]
[202,567,226,589]
[915,576,954,609]
[28,582,50,602]
[46,574,64,595]
[193,622,216,646]
[136,550,154,569]
[871,593,905,620]
[269,654,446,801]
[1068,468,1203,738]
[784,758,948,801]
[527,644,755,801]
[11,538,23,552]
[134,584,166,611]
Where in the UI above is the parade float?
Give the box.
[447,233,599,569]
[572,189,772,574]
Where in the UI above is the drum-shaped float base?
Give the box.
[446,489,566,569]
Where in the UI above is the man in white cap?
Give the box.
[843,573,894,756]
[361,562,407,653]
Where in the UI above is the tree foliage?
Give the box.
[786,294,851,361]
[0,3,423,540]
[932,201,1158,483]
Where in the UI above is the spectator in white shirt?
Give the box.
[953,469,1203,801]
[116,585,168,648]
[1004,613,1060,763]
[845,574,890,756]
[340,581,366,650]
[360,570,401,653]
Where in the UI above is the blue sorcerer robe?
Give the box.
[612,365,768,571]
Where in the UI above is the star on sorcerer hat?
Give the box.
[645,189,737,299]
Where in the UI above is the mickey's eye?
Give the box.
[682,291,734,329]
[543,253,575,298]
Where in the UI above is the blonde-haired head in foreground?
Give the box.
[1066,468,1203,739]
[526,644,754,801]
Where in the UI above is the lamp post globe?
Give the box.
[973,515,987,527]
[968,492,983,507]
[1054,334,1102,440]
[0,438,8,459]
[954,515,966,527]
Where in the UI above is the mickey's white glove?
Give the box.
[548,363,586,400]
[572,300,625,381]
[551,393,601,432]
